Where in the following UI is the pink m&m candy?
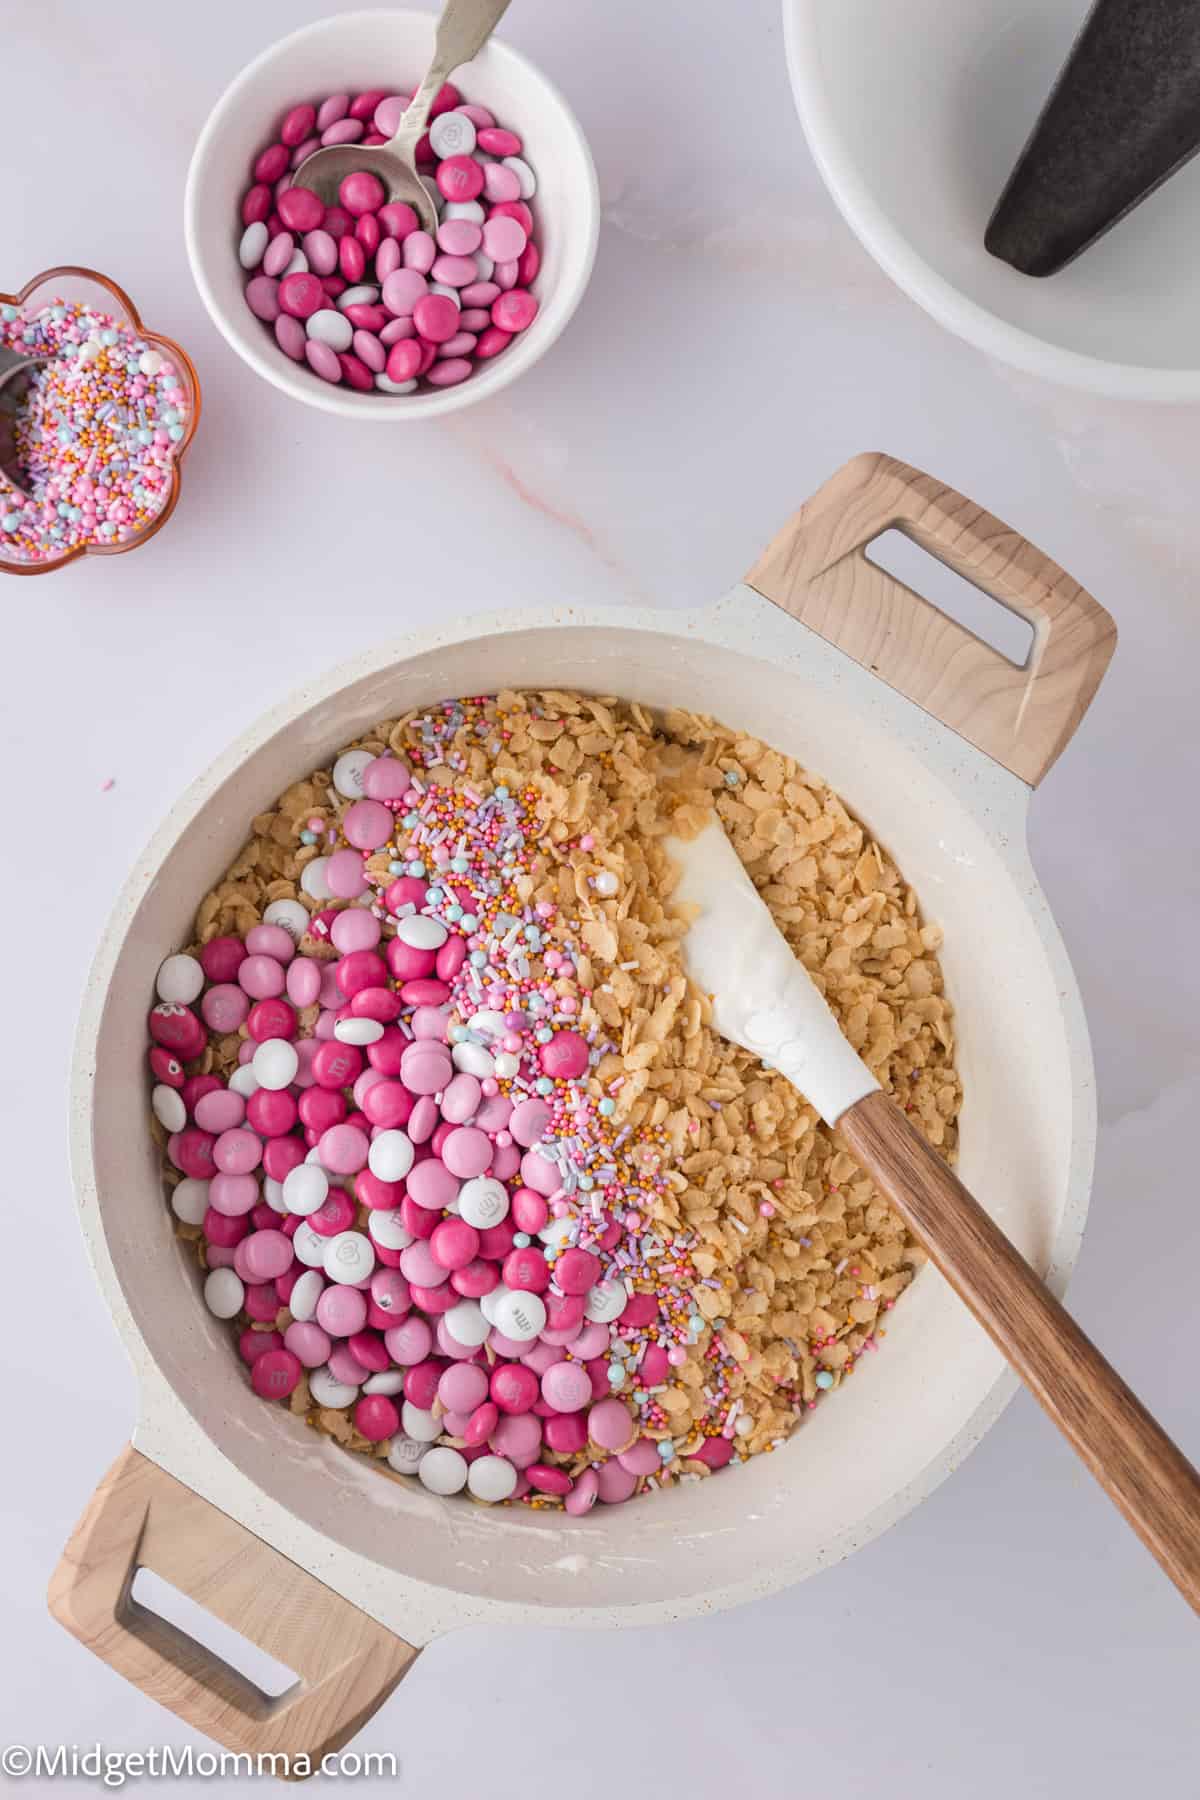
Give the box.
[541,1361,591,1414]
[438,1362,488,1413]
[317,1284,368,1337]
[279,271,324,319]
[587,1398,636,1451]
[171,1127,216,1179]
[252,1348,303,1400]
[554,1246,601,1296]
[490,1362,538,1415]
[149,1003,206,1059]
[400,1041,452,1094]
[355,1395,399,1441]
[526,1464,572,1497]
[564,1468,599,1515]
[412,294,459,344]
[430,1217,479,1271]
[492,289,538,334]
[318,1123,370,1173]
[385,1316,433,1364]
[543,1413,588,1455]
[441,1125,491,1178]
[435,154,484,201]
[284,1320,332,1367]
[617,1436,662,1476]
[596,1461,638,1505]
[539,1029,589,1080]
[339,169,385,215]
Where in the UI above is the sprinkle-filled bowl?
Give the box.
[185,10,599,420]
[0,268,199,577]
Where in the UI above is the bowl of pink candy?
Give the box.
[185,9,599,418]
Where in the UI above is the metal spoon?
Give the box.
[0,346,47,500]
[295,0,514,237]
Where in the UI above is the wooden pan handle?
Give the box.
[839,1092,1200,1612]
[744,452,1117,786]
[48,1447,417,1770]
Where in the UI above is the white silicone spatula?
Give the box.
[668,817,1200,1613]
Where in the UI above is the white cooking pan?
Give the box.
[51,455,1116,1764]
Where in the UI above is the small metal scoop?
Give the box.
[0,345,47,501]
[295,0,513,237]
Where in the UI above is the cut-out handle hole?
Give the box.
[130,1568,298,1700]
[865,529,1035,667]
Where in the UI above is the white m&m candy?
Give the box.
[300,857,333,900]
[401,1402,441,1443]
[151,1084,187,1132]
[396,915,447,951]
[367,1209,412,1251]
[283,1163,328,1216]
[293,1221,330,1268]
[289,1269,325,1322]
[204,1267,244,1320]
[310,1364,360,1409]
[368,1130,414,1183]
[458,1176,508,1230]
[584,1277,629,1324]
[332,750,373,798]
[445,1300,489,1347]
[429,110,477,158]
[491,1289,546,1343]
[323,1230,375,1285]
[253,1038,299,1090]
[334,1018,384,1046]
[418,1446,468,1496]
[263,1177,288,1214]
[387,1433,427,1475]
[364,1370,406,1395]
[170,1178,209,1225]
[452,1041,495,1079]
[262,898,310,943]
[156,953,204,1005]
[479,1282,510,1327]
[467,1455,517,1503]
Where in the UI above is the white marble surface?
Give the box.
[3,0,1197,1792]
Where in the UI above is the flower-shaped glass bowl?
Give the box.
[0,266,200,577]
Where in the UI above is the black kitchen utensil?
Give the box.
[986,0,1200,276]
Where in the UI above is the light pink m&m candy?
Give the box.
[342,799,394,849]
[441,1126,491,1178]
[564,1468,599,1515]
[541,1361,591,1414]
[385,1316,433,1364]
[587,1398,636,1451]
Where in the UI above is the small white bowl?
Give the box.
[785,0,1200,401]
[185,8,599,419]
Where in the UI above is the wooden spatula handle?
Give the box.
[839,1091,1200,1612]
